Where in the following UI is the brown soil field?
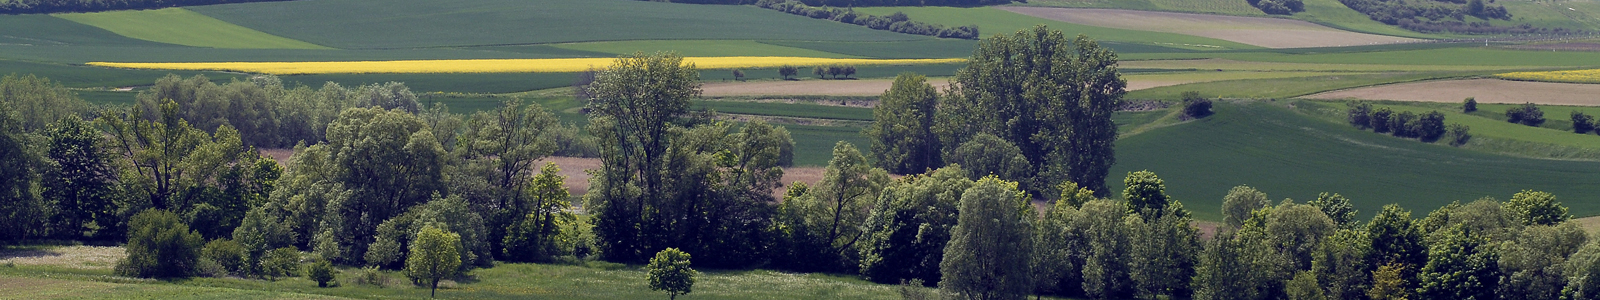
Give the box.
[702,77,1191,97]
[998,7,1421,48]
[1304,79,1600,106]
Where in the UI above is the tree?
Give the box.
[501,163,572,262]
[0,102,44,243]
[779,65,798,80]
[813,65,825,79]
[585,52,699,263]
[1308,192,1358,229]
[936,25,1123,197]
[42,115,117,240]
[1505,189,1569,226]
[1312,229,1372,300]
[1564,239,1600,300]
[1079,199,1135,299]
[648,248,697,300]
[1286,271,1327,300]
[788,142,890,269]
[1033,194,1087,297]
[101,99,252,212]
[307,258,337,287]
[453,99,559,258]
[1416,225,1500,300]
[1368,263,1410,300]
[1259,201,1337,270]
[1223,185,1270,229]
[1389,111,1416,138]
[1499,222,1586,300]
[1447,123,1471,146]
[116,209,205,278]
[1575,111,1595,134]
[1415,111,1446,141]
[733,69,745,81]
[857,166,972,285]
[1508,102,1545,126]
[260,247,301,280]
[202,239,248,276]
[1193,230,1286,300]
[1128,201,1200,299]
[1370,107,1393,133]
[1348,101,1373,129]
[1122,170,1171,218]
[1366,204,1427,293]
[1182,91,1213,118]
[0,74,87,132]
[864,73,942,174]
[843,65,857,79]
[939,177,1033,300]
[945,134,1031,190]
[1463,97,1477,113]
[406,225,461,299]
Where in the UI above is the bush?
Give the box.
[1573,111,1594,134]
[1347,101,1373,129]
[1462,97,1477,112]
[202,239,248,276]
[1447,123,1472,146]
[1182,91,1213,118]
[1507,102,1545,126]
[1370,107,1393,133]
[1416,111,1447,141]
[260,247,302,280]
[350,266,392,287]
[307,258,338,287]
[116,209,205,278]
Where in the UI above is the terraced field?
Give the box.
[998,7,1421,48]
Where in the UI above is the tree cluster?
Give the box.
[0,0,292,14]
[754,0,980,39]
[1248,0,1304,15]
[1507,102,1545,127]
[811,64,858,79]
[1335,0,1558,34]
[1346,101,1455,143]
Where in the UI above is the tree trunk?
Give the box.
[431,279,438,298]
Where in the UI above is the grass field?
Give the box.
[1022,0,1266,16]
[1126,71,1483,100]
[1127,47,1600,67]
[694,101,875,121]
[550,40,856,58]
[852,6,1260,50]
[997,7,1421,48]
[1305,78,1600,106]
[0,14,166,47]
[1108,100,1600,222]
[0,59,232,88]
[87,57,966,75]
[191,0,927,50]
[53,8,329,49]
[758,40,982,59]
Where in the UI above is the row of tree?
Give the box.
[754,0,980,39]
[1346,101,1468,145]
[0,0,289,14]
[1248,0,1304,15]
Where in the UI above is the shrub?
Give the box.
[260,247,301,280]
[1416,111,1447,141]
[116,209,204,278]
[1573,111,1594,134]
[1462,97,1477,112]
[201,239,248,276]
[350,266,391,287]
[1347,101,1373,129]
[1370,107,1393,133]
[1182,91,1213,118]
[1506,102,1544,126]
[1447,123,1472,146]
[307,258,338,288]
[1390,111,1417,138]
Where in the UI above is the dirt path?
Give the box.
[703,77,1191,97]
[1304,79,1600,106]
[999,7,1421,48]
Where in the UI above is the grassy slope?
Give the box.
[1023,0,1265,16]
[853,6,1261,50]
[53,8,329,49]
[190,0,928,50]
[0,14,167,47]
[1109,100,1600,222]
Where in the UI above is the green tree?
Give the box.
[1366,204,1427,288]
[1287,271,1328,300]
[259,247,301,280]
[1348,101,1373,129]
[0,74,87,132]
[1463,97,1478,113]
[1370,107,1393,133]
[1222,185,1270,229]
[1368,263,1411,300]
[585,52,699,263]
[1508,102,1545,126]
[857,166,972,285]
[1312,229,1372,300]
[1505,190,1570,226]
[116,209,204,278]
[0,102,44,242]
[307,258,337,287]
[648,248,697,300]
[311,107,447,264]
[1128,201,1200,299]
[1182,91,1213,118]
[407,225,461,298]
[1447,123,1471,146]
[1193,230,1286,300]
[1416,225,1500,300]
[936,25,1123,197]
[789,142,890,269]
[502,163,573,262]
[453,99,559,258]
[1564,240,1600,300]
[864,73,942,174]
[366,195,492,270]
[946,133,1031,189]
[101,100,251,212]
[939,177,1033,300]
[202,238,248,276]
[1574,111,1595,134]
[1056,181,1096,209]
[1121,170,1172,218]
[1308,192,1358,229]
[1259,201,1336,271]
[1033,195,1087,297]
[779,65,798,80]
[1079,199,1135,299]
[42,115,117,240]
[1500,222,1586,300]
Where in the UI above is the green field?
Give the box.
[190,0,927,50]
[1023,0,1266,16]
[53,8,329,49]
[550,40,857,58]
[694,100,875,121]
[1108,100,1600,222]
[1126,71,1483,100]
[853,6,1261,50]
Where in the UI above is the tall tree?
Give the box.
[585,52,699,263]
[1366,204,1427,293]
[864,73,942,174]
[789,142,890,269]
[939,177,1034,300]
[42,115,117,240]
[1312,229,1372,300]
[1499,222,1586,300]
[1128,201,1200,299]
[312,107,447,264]
[0,102,44,242]
[858,166,972,285]
[1079,199,1135,299]
[1033,194,1088,298]
[1121,170,1172,218]
[1308,192,1358,229]
[936,25,1123,197]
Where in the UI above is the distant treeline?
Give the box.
[1336,0,1579,34]
[648,0,1011,6]
[754,0,980,39]
[0,0,292,14]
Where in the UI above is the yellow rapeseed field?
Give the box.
[87,57,966,75]
[1496,69,1600,84]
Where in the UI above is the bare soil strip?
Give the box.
[998,7,1421,48]
[1304,79,1600,106]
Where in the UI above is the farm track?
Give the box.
[999,7,1422,48]
[1304,78,1600,106]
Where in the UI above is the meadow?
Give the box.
[52,8,329,49]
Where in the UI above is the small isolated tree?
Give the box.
[940,177,1033,300]
[1447,123,1471,146]
[1463,97,1477,113]
[307,258,337,287]
[779,65,798,80]
[407,225,461,298]
[1416,111,1447,141]
[1575,111,1595,134]
[1182,91,1213,118]
[648,248,697,300]
[732,69,745,81]
[117,209,205,278]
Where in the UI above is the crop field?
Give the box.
[1305,78,1600,106]
[851,6,1260,50]
[757,40,982,59]
[0,59,230,89]
[1127,47,1600,68]
[694,100,875,121]
[190,0,926,50]
[0,14,165,47]
[549,40,856,58]
[1022,0,1266,16]
[1117,58,1527,72]
[1126,71,1482,100]
[1497,68,1600,84]
[997,7,1421,48]
[1109,100,1600,221]
[87,57,966,75]
[52,8,329,49]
